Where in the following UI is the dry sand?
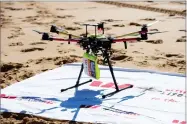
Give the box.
[0,1,186,124]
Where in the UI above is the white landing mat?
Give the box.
[1,63,186,124]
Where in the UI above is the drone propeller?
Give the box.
[33,30,45,34]
[114,31,139,38]
[133,20,160,36]
[114,20,160,38]
[50,25,81,38]
[33,30,54,41]
[50,24,68,33]
[146,20,159,27]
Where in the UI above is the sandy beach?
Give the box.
[0,1,186,124]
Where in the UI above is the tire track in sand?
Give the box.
[95,1,186,16]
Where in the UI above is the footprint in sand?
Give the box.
[18,70,35,80]
[0,62,31,88]
[9,42,24,46]
[112,24,125,27]
[7,35,19,39]
[102,19,123,23]
[145,39,163,44]
[1,62,23,72]
[22,16,39,22]
[69,55,82,58]
[140,18,156,21]
[169,14,175,17]
[135,60,150,67]
[87,19,96,22]
[129,22,142,26]
[65,26,81,31]
[4,7,24,11]
[0,17,13,27]
[182,10,186,13]
[111,48,126,54]
[1,62,34,88]
[157,59,185,72]
[181,36,186,38]
[111,54,133,61]
[104,27,111,31]
[21,47,44,52]
[54,58,78,66]
[8,27,25,39]
[29,42,47,45]
[146,1,154,2]
[74,22,82,25]
[57,50,68,54]
[26,8,33,10]
[165,59,185,68]
[165,53,184,58]
[132,51,144,54]
[86,7,97,9]
[56,15,74,19]
[179,29,186,32]
[4,2,14,5]
[37,10,50,15]
[28,3,36,6]
[98,58,116,65]
[26,56,80,66]
[56,8,66,11]
[149,56,166,60]
[176,37,186,42]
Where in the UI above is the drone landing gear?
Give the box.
[60,63,92,92]
[60,53,133,99]
[101,52,133,99]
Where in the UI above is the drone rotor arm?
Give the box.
[58,32,81,38]
[146,20,160,27]
[33,30,45,34]
[50,25,81,38]
[112,37,141,42]
[51,37,80,42]
[113,21,160,39]
[114,31,140,38]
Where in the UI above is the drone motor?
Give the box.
[140,25,148,40]
[50,25,59,34]
[42,33,50,40]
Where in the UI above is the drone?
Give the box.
[34,20,160,99]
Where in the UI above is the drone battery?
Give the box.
[83,53,100,79]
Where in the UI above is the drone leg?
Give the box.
[124,41,127,49]
[107,55,119,91]
[102,53,133,99]
[61,63,92,92]
[76,63,84,86]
